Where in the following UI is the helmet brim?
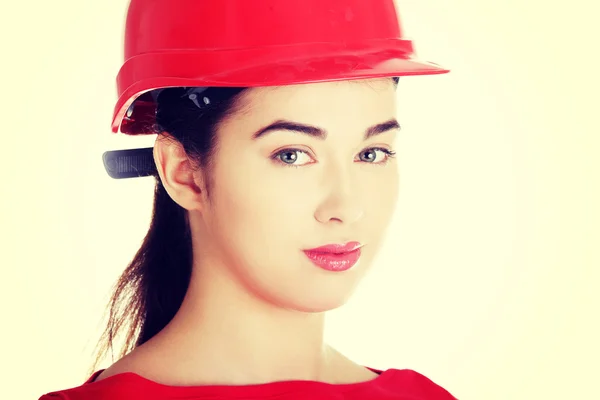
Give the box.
[112,39,449,134]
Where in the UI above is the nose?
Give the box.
[314,168,364,225]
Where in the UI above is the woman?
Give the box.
[40,0,455,399]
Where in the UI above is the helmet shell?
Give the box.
[113,0,449,134]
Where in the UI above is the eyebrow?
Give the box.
[251,118,401,140]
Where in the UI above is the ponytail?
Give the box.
[89,86,247,375]
[89,177,192,374]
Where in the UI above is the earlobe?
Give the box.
[153,134,204,211]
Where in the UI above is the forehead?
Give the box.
[231,79,397,129]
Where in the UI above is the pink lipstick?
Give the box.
[303,241,362,272]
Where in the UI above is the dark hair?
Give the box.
[89,86,248,374]
[89,77,399,374]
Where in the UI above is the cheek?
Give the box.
[353,166,400,251]
[209,161,307,261]
[364,168,400,217]
[206,161,315,304]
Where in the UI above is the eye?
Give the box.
[272,148,314,167]
[357,147,396,164]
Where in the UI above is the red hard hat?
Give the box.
[112,0,449,135]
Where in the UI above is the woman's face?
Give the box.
[196,79,400,312]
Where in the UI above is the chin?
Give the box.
[275,289,357,314]
[293,301,348,314]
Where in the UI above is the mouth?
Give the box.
[304,241,362,254]
[303,241,363,272]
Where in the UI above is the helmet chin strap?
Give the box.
[105,86,237,179]
[102,147,156,179]
[105,87,227,179]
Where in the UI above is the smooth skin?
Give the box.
[96,78,400,386]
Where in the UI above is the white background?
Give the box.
[1,1,598,399]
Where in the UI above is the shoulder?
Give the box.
[385,368,458,399]
[37,369,155,400]
[38,394,67,400]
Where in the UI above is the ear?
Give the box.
[153,133,206,211]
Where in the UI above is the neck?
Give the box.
[144,256,338,385]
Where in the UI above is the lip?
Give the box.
[304,241,362,254]
[303,241,362,272]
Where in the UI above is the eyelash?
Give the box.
[271,147,397,168]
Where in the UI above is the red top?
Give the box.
[39,368,457,399]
